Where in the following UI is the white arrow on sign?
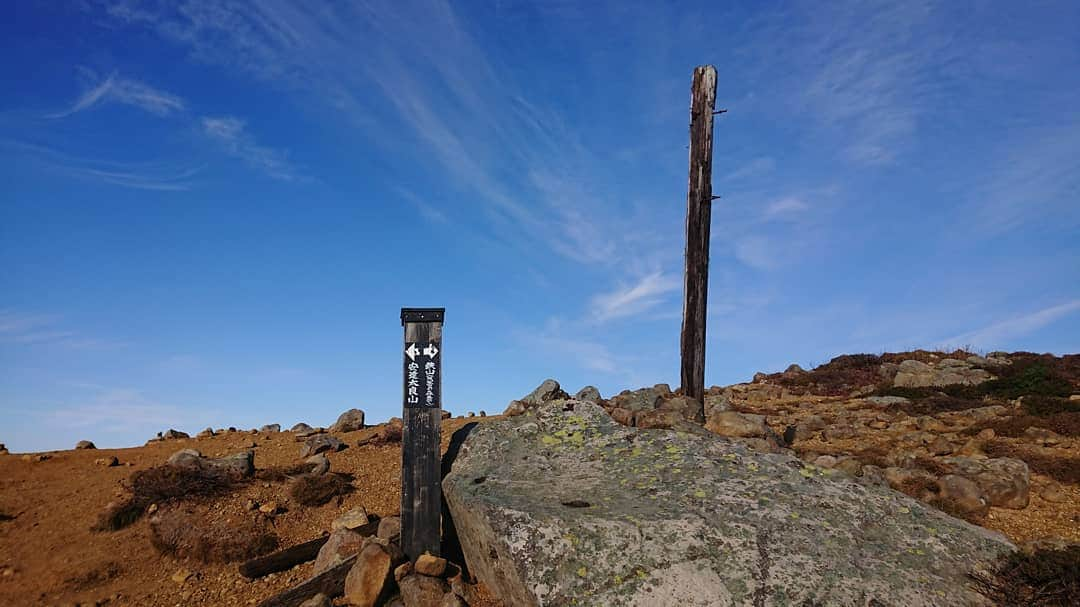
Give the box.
[423,344,439,358]
[405,343,420,361]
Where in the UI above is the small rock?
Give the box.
[705,411,769,438]
[314,528,366,575]
[344,543,394,607]
[1039,482,1069,503]
[813,455,838,468]
[333,507,370,531]
[658,395,705,423]
[574,386,601,403]
[635,409,685,430]
[95,456,119,467]
[785,415,826,443]
[936,474,990,518]
[260,424,281,433]
[291,422,315,435]
[976,428,995,440]
[939,456,1030,509]
[245,499,259,511]
[377,516,401,541]
[330,408,367,433]
[171,569,193,584]
[196,427,215,439]
[301,435,345,458]
[610,408,634,427]
[75,440,96,450]
[399,572,450,607]
[305,453,331,475]
[258,502,280,515]
[394,561,413,582]
[867,420,890,430]
[161,429,190,440]
[928,437,954,456]
[823,424,856,441]
[414,553,447,577]
[479,410,487,417]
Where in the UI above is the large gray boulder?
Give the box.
[893,359,992,388]
[504,379,569,416]
[443,400,1013,607]
[330,409,366,433]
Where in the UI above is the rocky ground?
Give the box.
[1,349,1077,606]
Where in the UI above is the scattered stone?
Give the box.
[399,572,450,607]
[864,395,910,408]
[1039,482,1069,503]
[290,422,315,435]
[867,420,890,430]
[573,386,601,403]
[479,411,487,417]
[893,358,992,388]
[936,474,990,518]
[343,542,394,607]
[504,379,569,416]
[414,553,447,577]
[258,502,280,515]
[260,424,281,433]
[171,569,193,584]
[928,437,954,456]
[301,435,345,458]
[607,386,663,413]
[444,400,1013,606]
[441,410,452,420]
[196,427,215,439]
[333,507,370,531]
[394,561,413,582]
[305,453,331,476]
[314,528,366,576]
[95,456,119,467]
[245,499,259,511]
[705,411,769,438]
[785,363,805,374]
[813,455,838,468]
[75,440,96,450]
[21,454,50,462]
[166,449,255,477]
[939,456,1030,509]
[609,408,634,427]
[377,516,401,541]
[823,423,856,440]
[634,409,685,430]
[658,395,705,423]
[330,408,366,433]
[161,429,190,440]
[976,428,996,440]
[467,412,475,418]
[785,415,826,443]
[703,393,732,417]
[0,443,6,455]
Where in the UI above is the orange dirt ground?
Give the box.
[0,419,502,607]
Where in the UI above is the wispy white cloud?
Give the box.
[590,271,681,323]
[763,196,809,220]
[0,308,125,350]
[2,139,200,191]
[47,388,202,433]
[722,157,775,182]
[48,71,185,118]
[942,300,1080,349]
[201,116,300,180]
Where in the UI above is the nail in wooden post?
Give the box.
[680,65,717,404]
[400,307,444,560]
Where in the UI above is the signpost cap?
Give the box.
[401,308,446,326]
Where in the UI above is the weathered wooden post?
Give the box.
[680,65,718,404]
[400,307,444,560]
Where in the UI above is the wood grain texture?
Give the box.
[680,65,718,404]
[401,320,442,560]
[238,535,330,579]
[254,554,357,607]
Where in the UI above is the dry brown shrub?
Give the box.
[150,507,278,563]
[288,473,352,507]
[93,464,246,531]
[964,412,1080,438]
[971,545,1080,606]
[982,442,1080,485]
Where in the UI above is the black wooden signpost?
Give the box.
[400,307,444,561]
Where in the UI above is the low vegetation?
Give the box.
[94,465,247,531]
[150,506,278,563]
[971,545,1080,607]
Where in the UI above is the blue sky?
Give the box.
[2,1,1078,452]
